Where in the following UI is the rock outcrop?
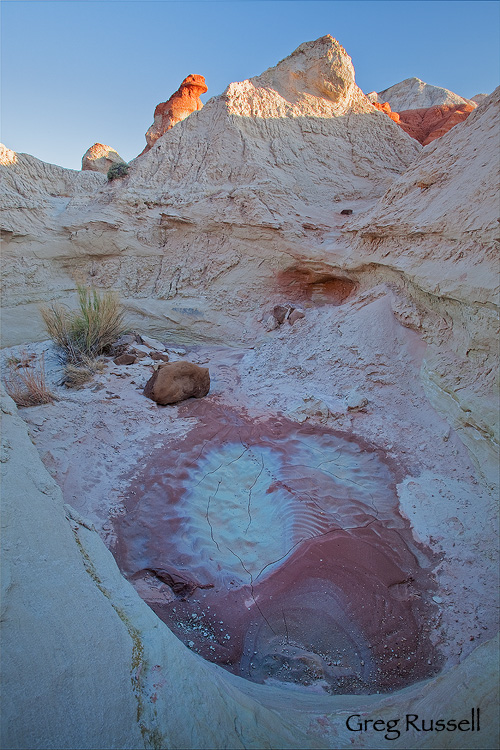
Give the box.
[140,74,207,155]
[144,360,210,404]
[375,76,476,110]
[81,143,126,173]
[397,102,476,145]
[347,87,500,488]
[371,99,401,123]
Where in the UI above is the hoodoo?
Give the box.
[140,73,208,155]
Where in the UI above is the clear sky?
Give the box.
[1,0,499,169]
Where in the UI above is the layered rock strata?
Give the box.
[371,99,476,145]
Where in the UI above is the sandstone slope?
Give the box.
[344,88,500,488]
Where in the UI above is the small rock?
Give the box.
[340,209,353,215]
[263,315,279,332]
[113,354,137,366]
[273,305,290,325]
[288,309,305,325]
[130,344,152,358]
[140,335,166,351]
[150,352,170,362]
[110,333,141,356]
[346,392,368,410]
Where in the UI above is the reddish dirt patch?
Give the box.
[112,402,441,693]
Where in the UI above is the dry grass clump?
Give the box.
[4,352,56,407]
[42,286,125,361]
[41,286,125,386]
[63,356,107,389]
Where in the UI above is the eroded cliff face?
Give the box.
[346,88,500,488]
[0,35,420,345]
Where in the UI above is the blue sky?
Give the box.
[1,0,499,169]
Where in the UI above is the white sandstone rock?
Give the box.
[0,36,421,348]
[81,143,126,173]
[347,87,499,489]
[346,390,368,410]
[139,334,165,351]
[376,77,476,110]
[471,92,489,105]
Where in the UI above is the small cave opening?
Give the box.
[277,268,357,306]
[113,404,442,695]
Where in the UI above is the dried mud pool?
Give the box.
[113,402,442,694]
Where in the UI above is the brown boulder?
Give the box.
[272,305,290,325]
[140,74,207,155]
[143,361,210,405]
[113,353,137,366]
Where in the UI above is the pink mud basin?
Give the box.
[113,402,442,694]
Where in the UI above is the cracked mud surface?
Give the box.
[113,404,442,693]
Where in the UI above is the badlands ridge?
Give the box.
[1,35,498,749]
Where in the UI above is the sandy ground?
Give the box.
[1,285,497,688]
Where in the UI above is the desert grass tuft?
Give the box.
[41,286,126,365]
[41,286,125,388]
[4,352,56,407]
